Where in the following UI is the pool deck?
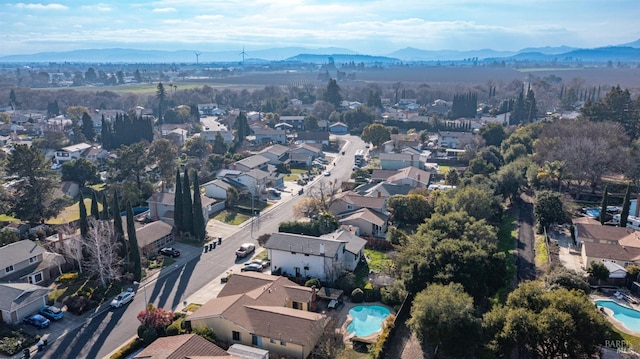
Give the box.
[328,302,395,345]
[592,292,640,336]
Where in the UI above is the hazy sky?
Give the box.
[2,0,639,55]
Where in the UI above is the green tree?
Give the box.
[360,123,391,148]
[157,82,167,123]
[183,136,212,159]
[303,115,319,131]
[174,170,184,233]
[101,192,110,220]
[61,158,100,187]
[599,186,608,225]
[408,283,480,358]
[534,190,564,231]
[479,122,506,147]
[78,194,88,238]
[182,170,193,235]
[387,194,433,225]
[9,89,18,109]
[7,144,58,222]
[226,186,239,206]
[587,261,610,285]
[112,190,127,262]
[66,105,90,122]
[81,112,95,142]
[545,268,590,294]
[191,171,206,241]
[127,201,142,281]
[322,79,342,108]
[317,212,338,235]
[148,139,178,190]
[445,168,459,185]
[212,132,227,155]
[90,191,100,219]
[620,183,632,228]
[108,143,149,193]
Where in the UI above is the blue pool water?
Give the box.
[585,208,601,218]
[596,300,640,332]
[346,305,391,337]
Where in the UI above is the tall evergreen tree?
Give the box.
[600,186,609,225]
[191,171,206,241]
[90,191,100,219]
[81,112,95,141]
[525,86,538,123]
[78,193,88,238]
[174,169,184,233]
[322,79,343,108]
[112,190,128,262]
[234,112,249,146]
[621,183,632,228]
[126,201,142,281]
[212,132,227,155]
[182,170,193,236]
[157,82,166,124]
[101,192,110,220]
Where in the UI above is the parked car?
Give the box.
[241,263,263,272]
[245,259,270,269]
[110,288,135,308]
[23,314,50,329]
[158,247,180,257]
[39,306,64,321]
[323,171,331,176]
[236,243,256,258]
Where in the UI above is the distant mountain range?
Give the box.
[0,40,638,64]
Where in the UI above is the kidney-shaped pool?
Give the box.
[346,305,391,337]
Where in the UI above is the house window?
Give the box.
[295,267,301,276]
[29,256,37,264]
[252,334,259,345]
[33,272,43,283]
[304,254,309,256]
[280,340,287,346]
[5,265,14,274]
[346,204,353,210]
[293,302,300,309]
[232,331,241,341]
[270,338,276,344]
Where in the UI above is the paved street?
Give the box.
[30,135,363,359]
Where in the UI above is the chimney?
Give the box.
[320,243,325,255]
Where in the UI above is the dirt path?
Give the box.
[516,192,537,282]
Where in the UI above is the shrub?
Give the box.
[351,288,364,303]
[166,318,184,336]
[305,278,321,288]
[109,338,143,359]
[279,221,320,237]
[193,326,217,344]
[56,272,79,283]
[371,315,396,359]
[335,272,357,294]
[0,328,38,356]
[381,281,407,308]
[140,326,158,343]
[63,295,94,315]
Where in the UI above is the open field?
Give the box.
[47,198,102,225]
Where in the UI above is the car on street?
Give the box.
[158,247,180,257]
[39,305,64,321]
[236,243,256,258]
[110,288,135,308]
[323,171,331,176]
[23,314,50,329]
[241,263,264,272]
[244,259,270,269]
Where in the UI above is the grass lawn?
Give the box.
[46,198,102,225]
[364,249,394,273]
[534,234,549,266]
[438,165,450,174]
[48,274,122,307]
[233,198,271,211]
[253,250,269,260]
[88,183,107,192]
[182,303,203,313]
[283,169,307,181]
[213,210,250,225]
[611,327,640,352]
[0,214,19,222]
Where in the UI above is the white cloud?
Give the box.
[152,7,176,13]
[14,3,68,10]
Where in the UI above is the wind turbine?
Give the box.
[239,46,247,64]
[194,51,201,64]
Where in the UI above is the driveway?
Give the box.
[548,226,585,274]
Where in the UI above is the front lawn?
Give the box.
[283,168,308,181]
[0,324,39,356]
[46,198,102,225]
[213,210,250,225]
[48,273,123,314]
[364,249,394,273]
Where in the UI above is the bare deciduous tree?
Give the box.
[83,218,124,287]
[308,181,341,212]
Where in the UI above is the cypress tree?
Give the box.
[112,190,128,262]
[182,170,193,236]
[174,169,184,233]
[101,192,110,220]
[90,191,100,219]
[126,201,142,281]
[620,183,632,228]
[192,171,206,241]
[78,193,88,238]
[600,186,608,225]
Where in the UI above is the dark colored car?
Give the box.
[158,247,180,257]
[23,314,51,329]
[39,306,64,321]
[241,263,263,272]
[244,259,270,269]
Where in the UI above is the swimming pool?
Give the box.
[596,300,640,332]
[346,305,391,337]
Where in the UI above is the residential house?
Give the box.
[296,131,329,146]
[437,131,475,149]
[200,117,235,144]
[133,334,234,359]
[237,169,270,196]
[135,221,174,257]
[289,152,313,168]
[386,166,431,188]
[289,99,303,108]
[290,143,323,161]
[317,119,329,132]
[253,127,286,144]
[258,144,290,166]
[0,283,51,324]
[574,223,637,246]
[164,128,189,147]
[356,182,413,198]
[54,142,92,164]
[581,241,640,269]
[83,146,108,163]
[320,229,366,271]
[0,240,58,285]
[329,122,348,135]
[329,192,387,215]
[54,181,80,199]
[338,208,388,238]
[379,153,423,170]
[370,169,400,183]
[187,272,326,359]
[203,178,236,200]
[197,103,220,116]
[274,122,294,132]
[232,155,270,172]
[279,116,305,130]
[3,222,30,238]
[147,191,219,225]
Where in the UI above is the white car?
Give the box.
[323,171,331,176]
[110,288,135,308]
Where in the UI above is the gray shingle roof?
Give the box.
[235,154,270,169]
[265,233,345,258]
[0,240,45,267]
[0,283,50,312]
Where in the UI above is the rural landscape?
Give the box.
[2,1,640,358]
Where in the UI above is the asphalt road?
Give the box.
[516,192,537,282]
[38,135,364,359]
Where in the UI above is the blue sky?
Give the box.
[2,0,639,55]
